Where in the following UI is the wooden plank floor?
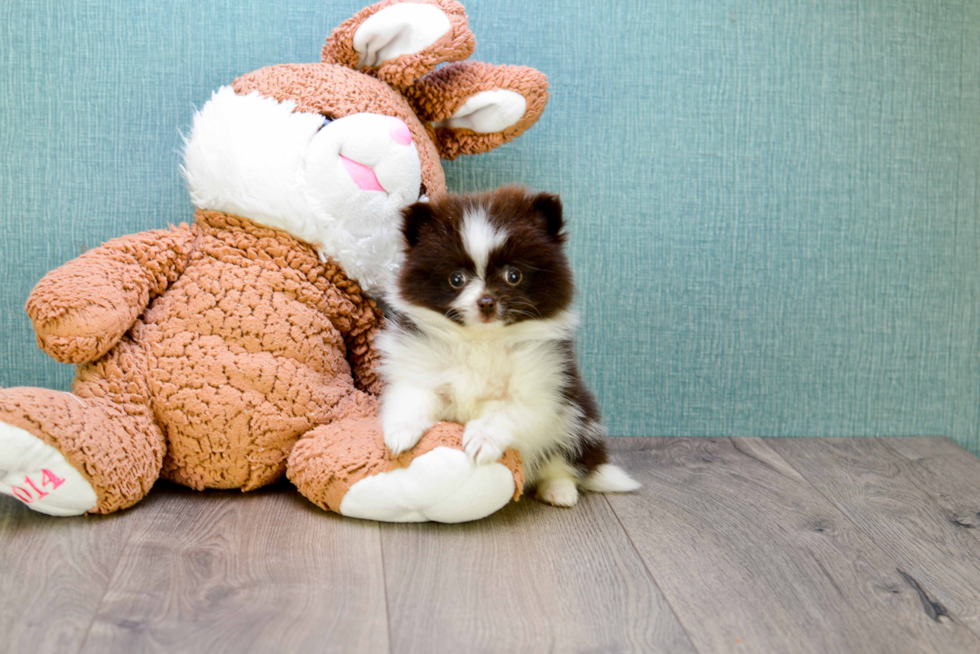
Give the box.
[1,437,979,654]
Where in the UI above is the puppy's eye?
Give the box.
[504,268,522,286]
[449,271,467,289]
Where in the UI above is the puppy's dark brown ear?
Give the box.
[401,202,435,247]
[530,192,564,242]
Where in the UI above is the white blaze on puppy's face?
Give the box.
[461,207,506,278]
[448,207,508,326]
[450,277,489,326]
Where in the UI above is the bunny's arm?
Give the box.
[26,225,196,364]
[315,261,387,397]
[344,292,386,397]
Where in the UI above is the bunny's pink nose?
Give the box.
[390,119,412,146]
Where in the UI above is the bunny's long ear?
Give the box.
[322,0,475,89]
[404,62,549,160]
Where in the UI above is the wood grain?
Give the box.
[77,482,389,654]
[380,491,696,654]
[768,437,980,638]
[884,437,980,538]
[0,499,139,654]
[605,437,980,654]
[5,437,980,654]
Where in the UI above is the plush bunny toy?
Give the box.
[0,0,546,522]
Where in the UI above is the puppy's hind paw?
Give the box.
[536,478,579,507]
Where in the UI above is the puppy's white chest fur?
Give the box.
[438,339,540,423]
[383,327,561,416]
[377,312,579,470]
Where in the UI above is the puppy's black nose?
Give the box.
[477,296,497,318]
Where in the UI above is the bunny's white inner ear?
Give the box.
[354,3,451,69]
[432,90,527,133]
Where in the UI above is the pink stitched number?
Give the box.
[23,476,49,499]
[8,470,65,504]
[41,469,65,490]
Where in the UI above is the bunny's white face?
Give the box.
[305,111,423,239]
[183,86,422,295]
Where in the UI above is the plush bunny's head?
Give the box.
[182,0,548,295]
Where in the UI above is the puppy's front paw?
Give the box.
[536,478,579,507]
[383,416,432,455]
[462,420,508,465]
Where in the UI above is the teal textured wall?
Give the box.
[1,1,978,452]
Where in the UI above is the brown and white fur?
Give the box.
[378,187,640,507]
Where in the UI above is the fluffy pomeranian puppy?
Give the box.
[377,186,639,507]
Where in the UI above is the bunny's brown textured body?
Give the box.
[5,210,382,511]
[143,211,382,491]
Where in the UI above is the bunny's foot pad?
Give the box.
[339,446,517,523]
[0,421,97,516]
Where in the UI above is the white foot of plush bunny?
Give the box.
[287,419,526,523]
[0,422,97,516]
[339,447,517,523]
